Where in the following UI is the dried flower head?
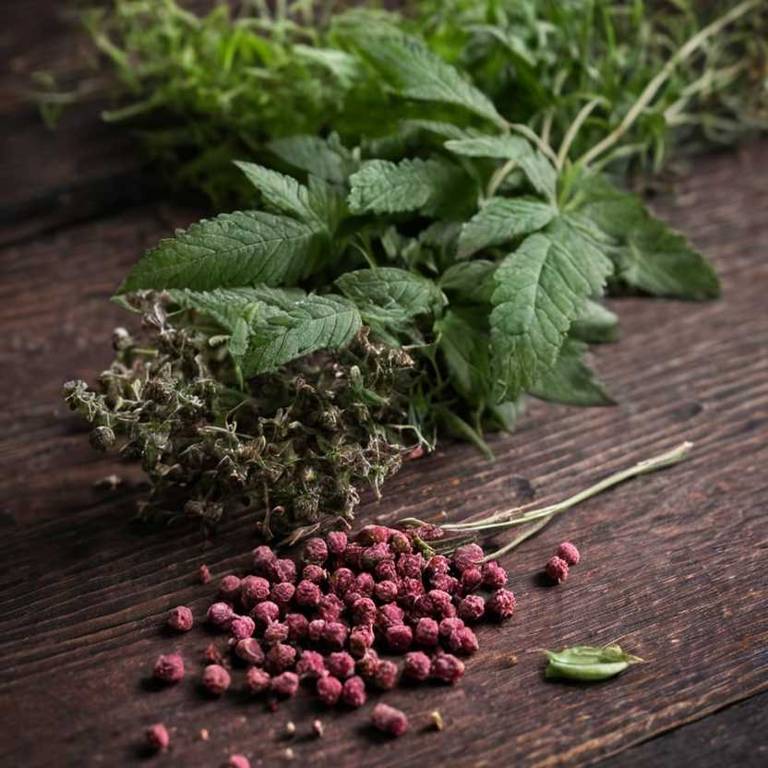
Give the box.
[371,703,408,737]
[153,653,184,684]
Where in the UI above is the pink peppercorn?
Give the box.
[326,530,348,556]
[355,571,375,596]
[202,664,231,696]
[308,619,326,643]
[482,561,508,589]
[329,567,355,596]
[358,525,392,545]
[352,597,377,626]
[374,579,399,603]
[402,651,431,681]
[386,623,413,653]
[457,595,485,623]
[226,755,251,768]
[374,659,398,690]
[241,575,271,605]
[396,553,424,579]
[230,615,255,640]
[295,579,322,608]
[322,621,348,649]
[303,537,329,565]
[430,573,459,595]
[460,567,483,594]
[235,638,265,666]
[545,556,569,584]
[285,613,309,641]
[356,650,380,679]
[145,723,170,751]
[428,589,455,618]
[413,524,444,541]
[487,588,517,619]
[439,617,464,639]
[343,543,365,570]
[362,542,392,570]
[452,543,484,573]
[269,558,297,584]
[317,593,344,622]
[270,581,295,606]
[266,643,296,673]
[153,653,184,684]
[302,564,326,584]
[377,603,405,631]
[374,560,398,582]
[251,601,280,628]
[316,674,343,705]
[371,703,408,737]
[207,602,234,629]
[414,617,439,647]
[270,671,299,698]
[341,675,367,707]
[448,626,479,655]
[349,625,375,657]
[431,653,465,684]
[326,651,355,679]
[556,542,581,566]
[397,577,424,610]
[343,590,363,609]
[167,605,194,632]
[425,555,451,576]
[198,564,211,584]
[245,666,271,694]
[252,545,277,575]
[263,622,289,645]
[297,650,326,679]
[219,574,241,600]
[389,531,412,554]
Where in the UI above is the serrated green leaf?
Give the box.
[518,151,558,202]
[235,161,320,224]
[444,135,531,160]
[436,307,492,404]
[348,158,465,216]
[530,340,613,406]
[400,119,476,141]
[571,299,619,343]
[293,45,361,86]
[458,196,557,258]
[267,134,355,185]
[490,219,613,399]
[352,33,505,128]
[118,211,325,293]
[439,261,496,304]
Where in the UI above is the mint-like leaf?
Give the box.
[267,134,356,185]
[235,161,321,224]
[439,261,496,305]
[436,307,492,404]
[572,299,619,343]
[458,196,557,258]
[118,212,325,293]
[444,135,531,159]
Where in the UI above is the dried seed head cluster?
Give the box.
[64,297,418,536]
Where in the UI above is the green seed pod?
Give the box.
[544,644,642,682]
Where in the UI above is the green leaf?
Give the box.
[293,45,361,87]
[458,196,557,258]
[436,407,494,460]
[439,261,496,304]
[530,340,613,406]
[444,135,531,160]
[490,219,613,399]
[234,161,320,224]
[352,33,505,128]
[348,158,465,216]
[118,211,324,293]
[267,134,355,185]
[544,644,643,682]
[518,151,558,202]
[571,299,619,343]
[436,307,492,404]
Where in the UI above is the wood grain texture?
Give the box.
[1,137,767,767]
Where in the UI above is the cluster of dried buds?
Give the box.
[149,523,516,748]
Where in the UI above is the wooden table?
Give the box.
[2,3,767,766]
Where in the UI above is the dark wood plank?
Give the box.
[0,142,767,767]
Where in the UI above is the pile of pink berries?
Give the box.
[152,524,516,738]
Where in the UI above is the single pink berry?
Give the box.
[302,564,326,584]
[457,595,485,623]
[459,567,483,594]
[362,543,392,571]
[303,537,328,565]
[295,579,322,608]
[245,667,271,694]
[270,581,295,606]
[219,574,241,600]
[226,755,251,768]
[428,589,455,618]
[308,619,326,643]
[153,653,184,684]
[352,597,377,626]
[266,643,296,673]
[317,593,344,622]
[269,558,297,584]
[448,626,479,655]
[167,605,193,632]
[371,703,408,737]
[386,623,413,654]
[145,723,170,751]
[270,671,299,698]
[202,664,231,696]
[251,601,280,628]
[198,564,211,584]
[431,653,465,684]
[414,617,439,647]
[481,561,508,589]
[431,573,459,595]
[349,625,375,658]
[326,651,355,679]
[241,575,271,605]
[374,579,399,603]
[252,545,277,575]
[341,675,367,707]
[322,621,349,649]
[355,571,375,596]
[374,559,398,582]
[545,556,569,584]
[389,531,412,554]
[556,542,581,566]
[285,613,309,641]
[488,588,517,619]
[234,638,265,666]
[358,525,392,545]
[396,553,424,579]
[452,543,484,573]
[229,615,255,640]
[356,650,380,680]
[373,659,398,690]
[207,602,233,629]
[330,567,355,596]
[316,674,343,705]
[402,651,431,681]
[296,650,325,679]
[326,531,348,556]
[263,622,289,645]
[397,577,424,610]
[376,602,405,631]
[438,616,464,638]
[343,590,363,609]
[425,555,450,576]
